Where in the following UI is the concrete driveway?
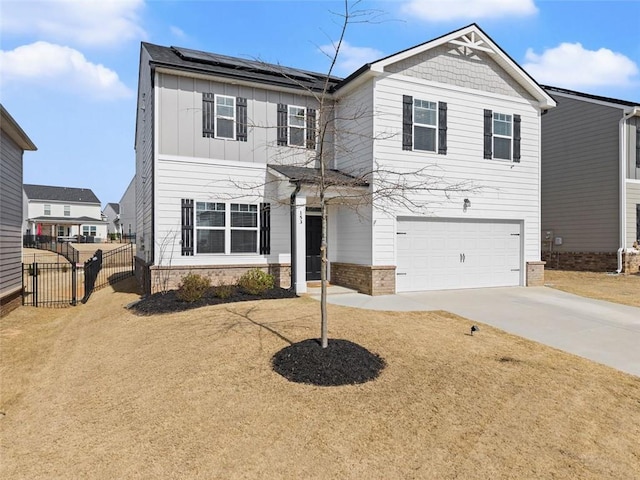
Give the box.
[310,286,640,377]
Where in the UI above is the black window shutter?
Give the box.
[277,104,288,146]
[306,108,316,149]
[635,126,640,168]
[484,109,493,159]
[236,97,247,142]
[402,95,413,151]
[181,199,194,256]
[259,203,271,255]
[438,102,447,155]
[513,114,521,163]
[203,93,215,138]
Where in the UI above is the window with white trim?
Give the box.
[64,205,71,216]
[413,99,437,152]
[288,105,306,147]
[194,202,259,254]
[493,113,513,160]
[44,204,51,215]
[215,95,235,139]
[82,226,97,236]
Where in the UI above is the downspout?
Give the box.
[289,181,301,291]
[617,107,640,273]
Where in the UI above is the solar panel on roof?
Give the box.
[171,46,316,81]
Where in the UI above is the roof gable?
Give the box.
[340,24,555,108]
[23,184,101,204]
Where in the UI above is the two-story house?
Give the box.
[541,86,640,273]
[102,177,137,241]
[23,184,108,243]
[1,105,37,316]
[103,202,121,237]
[134,24,555,295]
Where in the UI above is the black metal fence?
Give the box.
[23,244,134,308]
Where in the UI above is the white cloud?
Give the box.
[320,41,383,76]
[524,43,639,88]
[401,0,537,22]
[0,42,132,99]
[170,26,186,39]
[1,0,146,47]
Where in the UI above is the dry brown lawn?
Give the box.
[545,270,640,307]
[1,278,640,479]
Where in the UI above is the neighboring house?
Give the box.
[135,24,555,295]
[103,202,121,236]
[0,105,37,316]
[541,86,640,273]
[23,184,108,242]
[119,176,136,238]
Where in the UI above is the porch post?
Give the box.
[294,195,307,294]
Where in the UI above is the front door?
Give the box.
[306,216,322,281]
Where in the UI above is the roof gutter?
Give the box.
[616,106,640,273]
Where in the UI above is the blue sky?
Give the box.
[1,0,639,207]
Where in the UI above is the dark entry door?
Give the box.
[306,216,322,281]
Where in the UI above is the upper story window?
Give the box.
[64,205,71,217]
[402,95,447,154]
[277,103,316,149]
[44,204,51,215]
[493,113,512,160]
[484,109,521,162]
[202,94,247,141]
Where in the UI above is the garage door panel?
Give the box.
[397,218,522,292]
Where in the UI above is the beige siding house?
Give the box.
[135,24,555,295]
[0,105,37,316]
[541,87,640,273]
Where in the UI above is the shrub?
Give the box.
[176,273,211,302]
[214,284,237,300]
[238,268,274,295]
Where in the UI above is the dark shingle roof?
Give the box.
[268,165,368,187]
[143,42,342,93]
[105,202,120,214]
[23,184,101,204]
[543,85,640,107]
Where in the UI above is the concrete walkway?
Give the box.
[307,286,640,377]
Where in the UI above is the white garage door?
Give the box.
[396,218,522,292]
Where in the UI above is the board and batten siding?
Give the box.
[0,133,24,299]
[154,155,289,267]
[371,72,542,267]
[156,72,324,167]
[135,46,155,263]
[541,95,622,252]
[627,181,640,247]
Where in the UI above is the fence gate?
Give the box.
[23,243,134,307]
[22,262,77,307]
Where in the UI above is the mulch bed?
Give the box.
[128,287,297,315]
[272,338,386,386]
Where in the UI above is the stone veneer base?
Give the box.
[542,251,639,274]
[330,263,396,296]
[526,261,545,286]
[0,288,23,317]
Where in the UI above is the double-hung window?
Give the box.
[83,226,97,236]
[484,109,521,162]
[44,204,51,216]
[193,202,259,254]
[64,205,71,217]
[413,99,438,152]
[493,113,512,160]
[196,202,226,254]
[230,204,258,253]
[288,105,306,147]
[215,95,235,139]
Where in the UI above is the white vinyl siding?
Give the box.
[372,73,542,267]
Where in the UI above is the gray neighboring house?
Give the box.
[541,86,640,273]
[119,176,136,238]
[1,105,37,316]
[103,202,121,236]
